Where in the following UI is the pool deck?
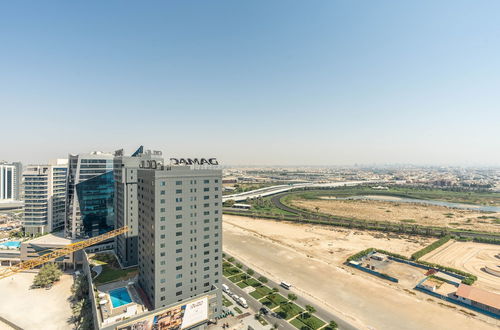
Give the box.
[96,278,147,321]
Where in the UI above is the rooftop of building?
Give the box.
[24,231,82,246]
[456,284,500,310]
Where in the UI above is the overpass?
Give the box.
[222,180,389,202]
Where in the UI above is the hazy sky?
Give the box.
[1,1,499,166]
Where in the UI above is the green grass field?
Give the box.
[283,186,500,206]
[275,302,304,320]
[291,313,326,330]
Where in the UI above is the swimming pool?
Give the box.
[109,287,132,308]
[0,241,21,248]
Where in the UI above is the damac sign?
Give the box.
[170,158,219,166]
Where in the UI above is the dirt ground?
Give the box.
[223,215,499,330]
[292,198,500,232]
[0,271,74,330]
[422,241,500,294]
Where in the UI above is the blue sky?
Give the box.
[1,1,499,165]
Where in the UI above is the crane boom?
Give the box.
[0,226,128,280]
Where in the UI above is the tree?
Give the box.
[33,263,62,288]
[314,206,320,213]
[272,287,279,293]
[287,293,297,301]
[247,268,255,276]
[228,257,235,263]
[327,320,338,329]
[258,276,268,283]
[236,263,243,269]
[225,199,236,207]
[305,305,315,313]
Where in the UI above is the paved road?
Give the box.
[225,255,358,330]
[223,277,295,330]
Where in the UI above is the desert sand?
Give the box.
[223,215,499,330]
[292,198,500,232]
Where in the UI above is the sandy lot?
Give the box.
[223,215,499,330]
[0,271,74,330]
[422,241,500,294]
[292,198,500,233]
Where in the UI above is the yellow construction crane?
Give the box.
[0,226,128,280]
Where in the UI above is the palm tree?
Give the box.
[287,293,297,301]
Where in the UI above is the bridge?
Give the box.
[222,180,389,202]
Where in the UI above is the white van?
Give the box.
[222,284,229,293]
[280,281,292,290]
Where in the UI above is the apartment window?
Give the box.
[176,291,182,296]
[176,232,182,236]
[204,227,209,231]
[160,208,165,212]
[176,223,182,228]
[176,274,182,279]
[176,206,182,211]
[176,257,182,262]
[176,181,182,185]
[176,240,182,245]
[204,235,209,239]
[176,265,182,270]
[204,180,209,184]
[160,216,166,222]
[161,190,166,195]
[176,197,182,202]
[160,243,165,248]
[215,187,219,191]
[176,215,182,219]
[204,219,209,223]
[204,258,209,263]
[160,199,165,204]
[160,278,166,283]
[204,196,209,200]
[203,211,209,215]
[160,225,165,230]
[204,266,209,271]
[160,181,166,186]
[215,179,219,183]
[160,234,165,239]
[176,189,182,194]
[203,187,209,192]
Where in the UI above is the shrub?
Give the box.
[411,236,451,260]
[33,263,62,288]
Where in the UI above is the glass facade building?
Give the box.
[65,152,115,238]
[76,171,115,237]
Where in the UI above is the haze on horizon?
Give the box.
[1,1,499,167]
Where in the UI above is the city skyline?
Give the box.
[1,1,499,166]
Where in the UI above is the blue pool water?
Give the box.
[0,241,21,248]
[109,287,132,308]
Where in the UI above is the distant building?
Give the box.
[22,159,68,235]
[0,161,22,202]
[65,152,114,239]
[137,164,222,314]
[113,146,163,267]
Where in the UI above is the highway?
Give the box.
[222,180,387,203]
[224,255,358,330]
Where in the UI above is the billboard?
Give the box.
[116,297,208,330]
